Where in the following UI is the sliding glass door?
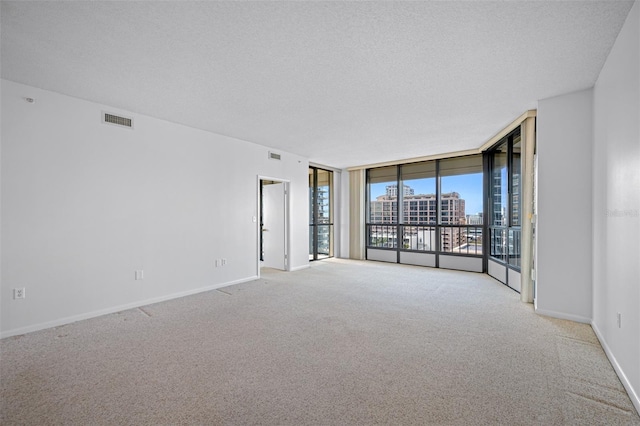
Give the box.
[487,128,522,290]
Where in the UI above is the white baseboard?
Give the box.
[534,307,592,324]
[591,321,640,415]
[290,264,310,272]
[0,275,258,339]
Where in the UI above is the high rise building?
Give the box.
[466,213,483,225]
[370,186,465,225]
[316,184,331,254]
[369,186,468,251]
[385,184,415,197]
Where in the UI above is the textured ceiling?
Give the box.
[1,1,634,169]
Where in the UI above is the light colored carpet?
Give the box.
[1,259,638,425]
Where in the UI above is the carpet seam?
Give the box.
[564,390,636,415]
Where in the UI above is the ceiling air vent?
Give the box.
[268,151,281,160]
[102,112,133,129]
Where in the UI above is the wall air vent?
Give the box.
[102,112,133,129]
[268,151,281,160]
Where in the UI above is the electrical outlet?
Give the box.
[14,288,26,299]
[222,258,227,266]
[617,312,621,328]
[135,270,144,280]
[215,259,220,267]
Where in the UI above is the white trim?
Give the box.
[534,307,592,324]
[591,322,640,415]
[290,264,311,272]
[0,275,258,339]
[478,110,537,152]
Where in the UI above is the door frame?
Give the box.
[257,175,291,277]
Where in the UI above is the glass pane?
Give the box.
[491,144,508,226]
[508,228,521,267]
[440,155,484,225]
[440,226,464,252]
[367,224,397,248]
[490,228,507,262]
[402,225,436,251]
[465,226,483,255]
[369,166,398,224]
[309,167,334,261]
[439,155,483,177]
[441,226,483,255]
[401,161,436,225]
[317,225,333,258]
[369,165,397,183]
[308,169,314,225]
[511,135,521,226]
[316,169,332,224]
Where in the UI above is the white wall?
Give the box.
[1,80,309,337]
[536,88,594,323]
[592,0,639,410]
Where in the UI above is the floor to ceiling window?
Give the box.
[401,162,436,253]
[439,156,484,258]
[486,128,522,290]
[357,114,533,292]
[367,166,398,252]
[309,167,334,261]
[366,155,484,272]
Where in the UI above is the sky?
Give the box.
[440,173,483,215]
[371,172,484,215]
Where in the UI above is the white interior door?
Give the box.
[262,181,286,270]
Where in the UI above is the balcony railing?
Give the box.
[439,225,483,255]
[489,226,520,266]
[367,224,398,248]
[366,224,483,256]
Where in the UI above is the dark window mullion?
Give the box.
[435,159,441,268]
[483,151,490,272]
[313,167,319,260]
[397,165,402,261]
[507,134,513,229]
